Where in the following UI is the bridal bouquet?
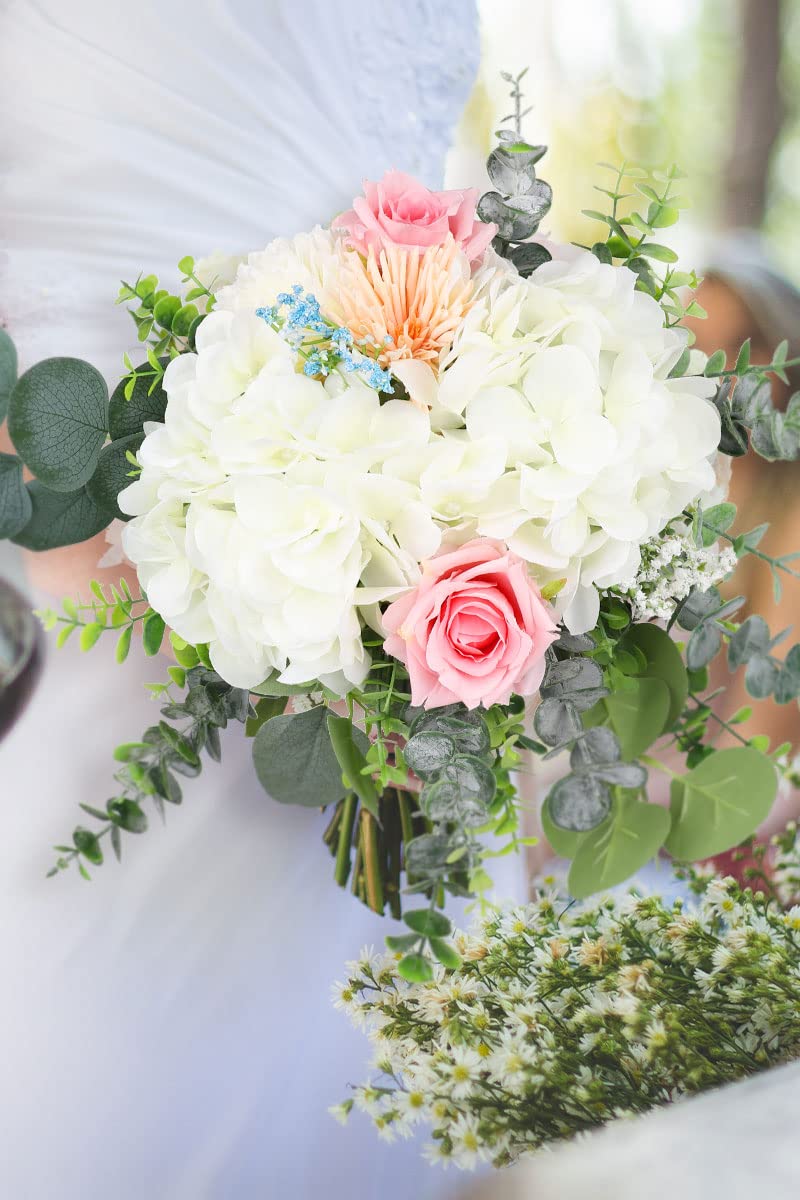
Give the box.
[2,75,800,979]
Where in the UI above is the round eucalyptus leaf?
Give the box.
[403,908,451,938]
[591,761,648,788]
[0,327,18,423]
[508,242,552,277]
[441,754,496,804]
[252,704,347,807]
[728,615,771,670]
[11,481,113,550]
[554,632,595,654]
[419,778,488,826]
[486,148,542,195]
[686,621,723,671]
[541,796,583,858]
[108,362,168,441]
[745,654,779,700]
[85,433,143,521]
[405,832,453,877]
[547,773,611,832]
[533,696,582,747]
[8,357,108,491]
[570,726,621,769]
[0,453,32,539]
[404,730,456,780]
[620,623,688,730]
[676,587,721,632]
[412,711,490,756]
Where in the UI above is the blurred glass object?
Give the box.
[0,579,42,742]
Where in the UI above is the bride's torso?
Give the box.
[0,4,517,1197]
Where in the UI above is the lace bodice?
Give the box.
[0,0,480,378]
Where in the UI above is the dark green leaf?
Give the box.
[404,908,452,937]
[11,481,112,550]
[745,655,779,699]
[326,713,379,817]
[73,827,103,865]
[541,795,583,857]
[0,327,18,423]
[728,615,770,669]
[508,242,552,277]
[385,933,420,952]
[108,364,167,441]
[142,611,166,657]
[0,453,32,538]
[245,695,287,737]
[108,799,148,833]
[8,357,108,491]
[252,704,349,807]
[429,938,462,970]
[85,433,143,520]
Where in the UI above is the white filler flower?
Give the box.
[120,306,439,691]
[431,246,722,632]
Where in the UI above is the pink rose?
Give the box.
[383,539,559,711]
[333,170,496,264]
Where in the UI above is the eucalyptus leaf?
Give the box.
[11,481,112,550]
[0,453,32,539]
[85,433,143,521]
[108,363,168,441]
[403,730,456,780]
[252,705,353,808]
[547,772,611,832]
[686,621,723,671]
[676,587,721,632]
[440,754,496,804]
[569,726,620,768]
[0,327,18,423]
[403,908,451,938]
[568,796,671,899]
[405,832,453,877]
[620,623,688,729]
[728,615,770,669]
[600,676,671,761]
[8,357,108,491]
[666,747,777,860]
[533,697,582,747]
[419,778,488,825]
[508,242,552,277]
[541,795,583,857]
[745,654,779,699]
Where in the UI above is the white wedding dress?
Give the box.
[0,2,520,1197]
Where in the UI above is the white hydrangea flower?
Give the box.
[120,308,440,691]
[215,226,343,316]
[430,246,722,631]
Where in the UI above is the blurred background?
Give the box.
[449,0,800,755]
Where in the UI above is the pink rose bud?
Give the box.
[383,538,559,711]
[333,170,496,263]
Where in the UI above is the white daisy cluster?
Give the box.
[335,872,800,1169]
[622,523,738,622]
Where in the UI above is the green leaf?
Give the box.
[619,623,688,729]
[734,339,751,374]
[73,827,104,865]
[704,349,727,376]
[245,695,287,738]
[397,953,434,984]
[172,304,200,337]
[326,713,379,816]
[429,938,462,970]
[108,365,167,441]
[169,634,200,669]
[568,795,671,899]
[85,433,143,520]
[541,794,583,857]
[403,730,456,780]
[108,798,148,833]
[665,747,778,860]
[252,705,352,807]
[0,327,18,423]
[403,908,452,938]
[116,625,133,663]
[250,673,317,697]
[701,502,737,545]
[79,622,104,652]
[599,676,671,760]
[0,453,32,538]
[11,481,112,550]
[177,255,195,276]
[8,358,108,491]
[153,295,182,330]
[142,611,166,657]
[637,242,679,263]
[385,933,420,953]
[158,721,201,767]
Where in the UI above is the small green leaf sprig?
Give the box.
[117,256,213,360]
[582,161,700,322]
[49,657,252,879]
[36,577,165,662]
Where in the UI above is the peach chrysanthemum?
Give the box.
[333,237,473,370]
